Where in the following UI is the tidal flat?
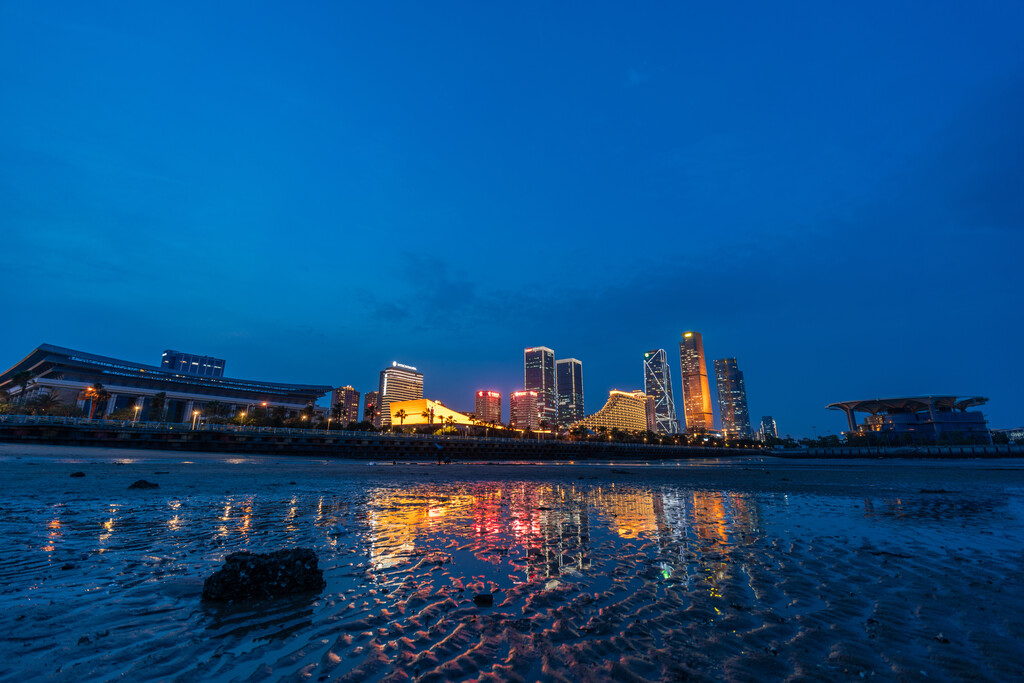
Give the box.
[1,443,1022,682]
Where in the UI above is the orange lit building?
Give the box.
[571,390,649,432]
[678,331,714,432]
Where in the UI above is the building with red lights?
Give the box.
[510,390,539,429]
[475,390,502,424]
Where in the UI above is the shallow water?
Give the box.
[1,447,1022,681]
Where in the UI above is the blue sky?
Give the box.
[2,2,1022,436]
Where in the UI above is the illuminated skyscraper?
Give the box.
[555,358,584,424]
[524,346,557,426]
[331,385,361,425]
[713,358,752,437]
[510,390,539,429]
[642,349,680,434]
[378,362,423,428]
[678,331,714,432]
[475,390,502,424]
[758,416,778,441]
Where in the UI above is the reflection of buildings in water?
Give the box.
[590,485,664,539]
[364,485,592,579]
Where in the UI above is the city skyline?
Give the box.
[2,3,1021,436]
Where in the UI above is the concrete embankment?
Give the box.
[0,421,733,460]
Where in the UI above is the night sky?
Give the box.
[3,2,1022,437]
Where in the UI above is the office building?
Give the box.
[364,391,380,426]
[571,390,649,433]
[642,349,680,434]
[524,346,557,426]
[331,385,361,425]
[378,362,423,428]
[555,358,584,424]
[475,390,502,424]
[510,390,539,430]
[713,358,752,438]
[758,416,778,441]
[678,331,714,432]
[161,350,225,377]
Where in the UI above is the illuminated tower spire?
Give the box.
[678,331,714,432]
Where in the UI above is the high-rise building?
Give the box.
[510,390,539,429]
[758,416,778,441]
[678,331,714,432]
[161,350,225,377]
[524,346,557,426]
[378,362,423,428]
[713,358,752,438]
[364,391,380,426]
[642,349,680,434]
[475,390,502,424]
[331,385,361,426]
[555,358,584,424]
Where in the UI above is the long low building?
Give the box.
[571,390,651,433]
[0,344,331,422]
[826,395,991,444]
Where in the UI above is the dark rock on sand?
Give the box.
[128,480,159,489]
[70,472,85,478]
[473,593,494,607]
[202,548,325,601]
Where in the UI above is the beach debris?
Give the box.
[934,633,951,644]
[128,480,159,489]
[545,579,560,591]
[70,472,85,478]
[472,593,494,607]
[78,636,91,646]
[202,548,325,601]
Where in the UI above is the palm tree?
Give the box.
[420,408,433,424]
[395,408,408,426]
[11,371,33,407]
[30,392,63,415]
[364,402,378,426]
[149,392,166,422]
[85,383,110,420]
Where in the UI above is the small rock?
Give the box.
[61,563,76,571]
[70,472,85,478]
[202,548,325,601]
[78,636,91,645]
[934,633,950,644]
[128,480,159,490]
[473,593,494,607]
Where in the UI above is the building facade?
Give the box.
[758,416,778,441]
[378,362,423,429]
[510,390,539,430]
[555,358,584,424]
[571,390,649,433]
[524,346,557,426]
[678,331,714,432]
[713,358,752,438]
[827,396,992,444]
[642,349,680,434]
[331,385,361,425]
[161,350,225,377]
[0,344,328,423]
[364,391,380,426]
[475,390,502,424]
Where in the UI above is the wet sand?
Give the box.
[1,443,1022,681]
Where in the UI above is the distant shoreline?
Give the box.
[0,420,1020,460]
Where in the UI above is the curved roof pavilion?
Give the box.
[826,396,988,431]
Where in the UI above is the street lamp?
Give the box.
[327,416,332,431]
[192,410,200,430]
[133,404,142,425]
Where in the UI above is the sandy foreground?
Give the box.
[0,444,1022,682]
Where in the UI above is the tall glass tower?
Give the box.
[524,346,557,426]
[556,358,584,424]
[678,331,714,432]
[713,358,752,437]
[643,349,680,434]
